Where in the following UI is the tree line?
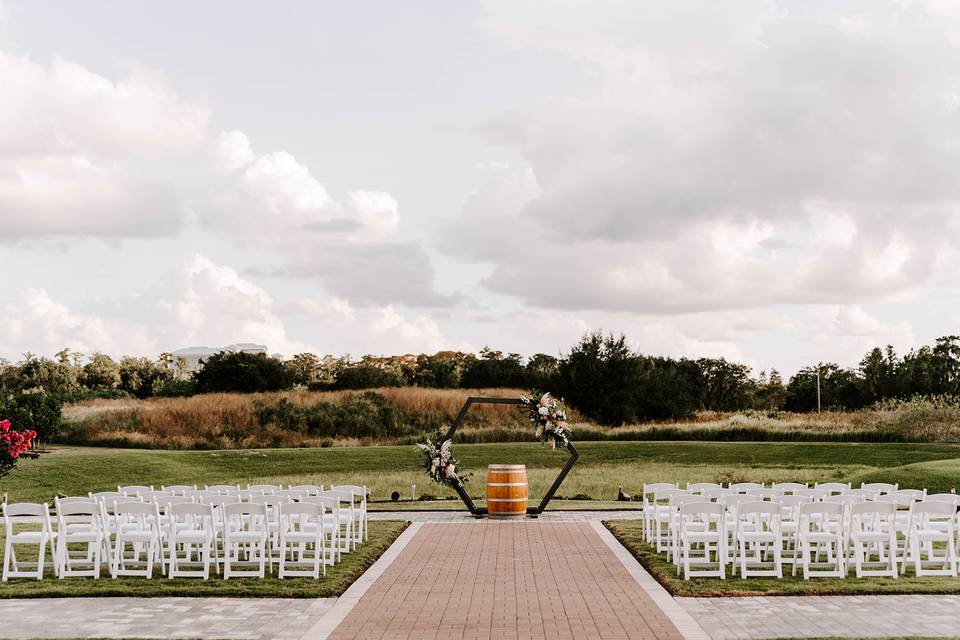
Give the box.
[2,334,960,427]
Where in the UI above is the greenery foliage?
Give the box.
[193,351,291,393]
[0,390,61,443]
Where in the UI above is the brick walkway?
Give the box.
[327,522,684,640]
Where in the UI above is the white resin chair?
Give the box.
[332,485,368,543]
[54,498,103,579]
[2,503,56,581]
[901,501,958,577]
[642,483,679,541]
[301,496,343,565]
[89,491,126,505]
[111,501,161,578]
[278,502,326,578]
[775,494,811,569]
[667,494,706,566]
[729,482,764,494]
[321,490,356,553]
[222,503,269,578]
[649,488,686,552]
[794,501,845,579]
[733,502,782,578]
[165,502,216,579]
[847,501,898,578]
[678,501,726,580]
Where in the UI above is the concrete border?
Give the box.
[301,521,423,639]
[591,520,710,640]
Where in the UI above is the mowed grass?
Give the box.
[4,441,960,505]
[607,520,960,596]
[0,520,406,598]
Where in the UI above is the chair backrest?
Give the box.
[799,500,844,517]
[911,500,957,517]
[896,488,927,501]
[825,494,863,506]
[794,488,828,501]
[89,491,126,504]
[885,489,925,507]
[223,502,267,518]
[668,494,703,513]
[118,485,154,496]
[746,487,778,501]
[851,500,895,517]
[736,501,781,533]
[154,495,195,508]
[162,485,197,495]
[323,489,356,505]
[57,496,95,506]
[2,502,53,537]
[247,484,280,494]
[771,482,808,494]
[844,488,878,501]
[201,494,240,508]
[56,498,99,517]
[652,488,687,503]
[643,483,679,501]
[223,502,268,532]
[685,482,721,494]
[925,493,960,507]
[679,501,725,532]
[814,482,851,495]
[204,484,239,494]
[332,485,367,506]
[861,482,898,494]
[301,495,338,515]
[288,484,323,495]
[729,482,764,493]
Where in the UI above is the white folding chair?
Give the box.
[649,488,686,552]
[901,501,958,577]
[321,490,356,553]
[678,501,726,580]
[642,483,679,541]
[222,503,269,578]
[54,498,103,578]
[166,502,216,579]
[733,501,782,578]
[794,501,845,579]
[247,484,280,495]
[2,503,56,581]
[847,501,898,578]
[332,485,368,544]
[729,482,764,494]
[301,496,342,565]
[111,501,162,578]
[668,494,705,567]
[278,502,326,578]
[775,494,810,569]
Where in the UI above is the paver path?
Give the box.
[0,597,334,640]
[326,521,684,640]
[680,594,960,639]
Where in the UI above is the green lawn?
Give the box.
[0,520,406,598]
[4,441,960,504]
[607,520,960,597]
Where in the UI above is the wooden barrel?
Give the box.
[486,464,528,517]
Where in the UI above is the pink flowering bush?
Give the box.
[0,418,36,478]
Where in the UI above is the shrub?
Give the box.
[0,417,36,478]
[0,390,62,443]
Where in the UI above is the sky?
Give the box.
[1,0,960,376]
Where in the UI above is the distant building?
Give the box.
[170,343,269,373]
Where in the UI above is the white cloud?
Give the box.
[445,1,960,314]
[0,49,208,240]
[206,130,457,308]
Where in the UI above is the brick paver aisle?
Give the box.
[328,522,683,640]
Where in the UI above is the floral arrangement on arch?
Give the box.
[520,390,570,449]
[416,431,466,486]
[0,417,36,478]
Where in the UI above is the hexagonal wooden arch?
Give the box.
[443,396,579,518]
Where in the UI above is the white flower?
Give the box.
[538,406,549,416]
[444,463,456,478]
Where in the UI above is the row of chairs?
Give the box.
[2,483,368,581]
[640,481,960,580]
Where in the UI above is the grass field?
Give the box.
[607,520,960,596]
[4,441,960,505]
[0,520,406,598]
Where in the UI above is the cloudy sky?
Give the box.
[2,0,959,375]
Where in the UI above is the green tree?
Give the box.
[193,351,292,393]
[81,353,121,390]
[119,356,172,398]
